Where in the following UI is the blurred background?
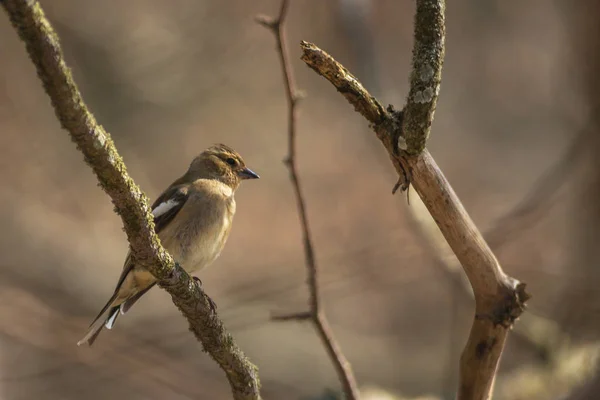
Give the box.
[1,0,599,399]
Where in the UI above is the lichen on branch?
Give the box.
[403,0,445,155]
[1,1,261,399]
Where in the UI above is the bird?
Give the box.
[77,143,259,346]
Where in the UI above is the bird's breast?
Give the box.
[185,214,232,272]
[161,194,235,274]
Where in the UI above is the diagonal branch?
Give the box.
[406,185,566,365]
[1,1,261,399]
[256,2,361,399]
[299,7,529,399]
[405,116,590,368]
[406,128,590,361]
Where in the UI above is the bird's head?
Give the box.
[187,144,259,190]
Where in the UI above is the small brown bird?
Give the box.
[77,144,259,346]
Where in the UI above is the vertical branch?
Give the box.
[256,2,361,399]
[402,0,445,155]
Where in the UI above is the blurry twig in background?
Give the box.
[485,127,590,252]
[299,0,531,397]
[256,2,361,400]
[0,1,262,399]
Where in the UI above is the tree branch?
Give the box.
[256,2,361,399]
[404,126,587,360]
[402,111,591,368]
[299,8,529,400]
[1,1,261,399]
[403,0,445,155]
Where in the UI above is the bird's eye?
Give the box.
[226,157,237,166]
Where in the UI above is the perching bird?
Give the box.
[77,144,259,346]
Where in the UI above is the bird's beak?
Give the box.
[238,167,260,180]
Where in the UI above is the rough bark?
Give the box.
[1,1,261,399]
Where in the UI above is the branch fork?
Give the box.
[296,1,530,398]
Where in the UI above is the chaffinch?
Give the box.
[77,144,259,346]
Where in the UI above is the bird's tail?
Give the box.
[77,283,156,346]
[77,293,121,347]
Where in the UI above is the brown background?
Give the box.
[0,1,597,399]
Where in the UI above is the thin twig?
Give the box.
[1,1,261,398]
[271,311,311,322]
[256,2,361,399]
[300,35,529,400]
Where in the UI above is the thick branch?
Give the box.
[1,1,261,398]
[407,128,588,361]
[257,2,360,399]
[300,41,529,400]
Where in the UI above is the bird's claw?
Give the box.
[192,276,218,313]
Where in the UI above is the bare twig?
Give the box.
[300,19,529,400]
[271,311,311,322]
[1,1,261,398]
[256,2,361,399]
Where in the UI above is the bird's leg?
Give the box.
[192,276,217,312]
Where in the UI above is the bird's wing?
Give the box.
[81,185,192,338]
[150,184,190,233]
[112,184,190,293]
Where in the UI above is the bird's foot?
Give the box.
[192,276,217,313]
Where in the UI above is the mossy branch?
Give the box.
[403,0,445,155]
[1,1,261,399]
